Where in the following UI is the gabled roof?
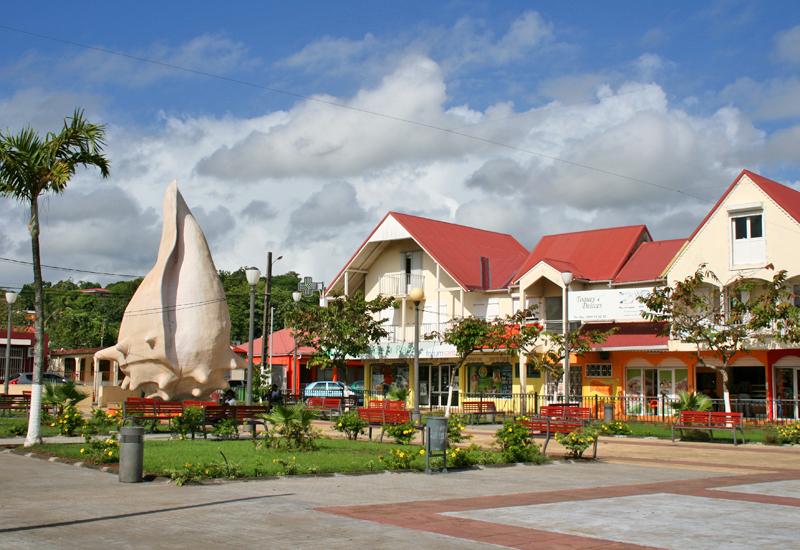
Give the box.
[688,169,800,242]
[231,328,316,358]
[613,239,687,284]
[329,212,528,292]
[513,225,651,283]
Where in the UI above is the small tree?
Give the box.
[285,292,395,384]
[640,265,800,412]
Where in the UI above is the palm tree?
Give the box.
[670,390,713,415]
[0,109,109,446]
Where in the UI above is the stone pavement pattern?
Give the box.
[1,438,799,549]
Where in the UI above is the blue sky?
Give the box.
[1,1,799,286]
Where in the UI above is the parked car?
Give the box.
[8,372,72,385]
[303,381,355,399]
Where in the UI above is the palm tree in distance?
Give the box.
[0,109,109,446]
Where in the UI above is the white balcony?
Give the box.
[378,271,425,297]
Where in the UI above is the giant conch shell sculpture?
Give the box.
[95,181,244,400]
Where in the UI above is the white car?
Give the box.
[303,381,355,399]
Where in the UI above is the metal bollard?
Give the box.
[119,426,144,483]
[603,403,614,423]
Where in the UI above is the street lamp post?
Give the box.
[3,290,18,395]
[292,291,302,397]
[261,252,282,390]
[245,267,261,406]
[409,287,424,423]
[561,271,573,403]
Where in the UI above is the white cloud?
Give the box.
[775,25,800,65]
[720,77,800,121]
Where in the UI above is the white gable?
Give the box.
[369,214,411,243]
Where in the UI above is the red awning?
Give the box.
[584,322,668,351]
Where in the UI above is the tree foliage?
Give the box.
[285,292,395,382]
[640,265,800,411]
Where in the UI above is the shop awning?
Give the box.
[583,322,669,351]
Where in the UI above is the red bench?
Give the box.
[305,397,343,418]
[202,404,270,438]
[122,398,184,427]
[462,401,503,424]
[357,406,411,442]
[539,405,592,422]
[671,411,745,445]
[523,416,597,458]
[367,399,405,410]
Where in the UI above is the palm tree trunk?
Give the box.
[720,366,732,414]
[24,196,44,447]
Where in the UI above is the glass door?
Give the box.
[775,367,799,420]
[419,364,430,407]
[430,364,457,407]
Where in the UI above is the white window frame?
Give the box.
[585,363,612,378]
[729,209,765,268]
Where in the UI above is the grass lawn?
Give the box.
[624,421,773,443]
[33,437,512,478]
[0,416,60,438]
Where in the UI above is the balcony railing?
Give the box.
[378,272,425,297]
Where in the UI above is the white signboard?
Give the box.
[568,287,652,322]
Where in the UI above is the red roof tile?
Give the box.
[513,225,651,283]
[688,169,800,242]
[613,239,686,284]
[232,328,316,357]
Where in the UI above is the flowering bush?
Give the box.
[385,421,416,445]
[379,447,422,469]
[776,422,800,444]
[555,428,598,459]
[83,408,123,435]
[164,451,241,485]
[211,418,239,440]
[333,411,368,440]
[495,416,542,463]
[170,406,205,439]
[272,456,300,475]
[597,421,631,436]
[447,414,471,443]
[51,404,85,436]
[80,434,119,463]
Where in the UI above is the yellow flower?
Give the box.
[419,449,425,455]
[507,428,512,432]
[50,423,55,427]
[79,448,85,454]
[107,450,113,457]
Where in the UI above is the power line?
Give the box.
[0,256,142,278]
[0,24,706,201]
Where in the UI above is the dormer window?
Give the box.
[729,207,765,266]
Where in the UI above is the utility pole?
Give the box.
[261,252,273,392]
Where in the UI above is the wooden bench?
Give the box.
[671,411,745,445]
[462,401,502,424]
[523,416,597,458]
[0,394,31,415]
[305,397,343,418]
[357,406,412,442]
[539,405,592,423]
[367,399,405,410]
[203,405,270,439]
[122,398,184,428]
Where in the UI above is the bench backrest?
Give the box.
[306,397,342,409]
[183,400,215,408]
[357,407,385,423]
[462,401,498,414]
[678,410,743,426]
[384,410,411,424]
[523,417,583,434]
[368,399,406,410]
[540,405,591,420]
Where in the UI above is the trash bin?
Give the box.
[425,416,448,474]
[119,426,144,483]
[603,403,614,423]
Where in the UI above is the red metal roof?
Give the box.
[688,169,800,242]
[390,212,528,290]
[583,322,669,350]
[613,239,686,284]
[513,225,651,283]
[232,328,316,358]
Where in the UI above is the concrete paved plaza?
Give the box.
[1,438,799,549]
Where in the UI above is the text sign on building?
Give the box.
[568,287,652,322]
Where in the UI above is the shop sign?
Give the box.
[569,287,653,322]
[361,340,457,360]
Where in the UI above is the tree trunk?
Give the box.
[720,366,732,414]
[25,196,44,447]
[444,364,459,418]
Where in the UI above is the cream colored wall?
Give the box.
[668,175,800,285]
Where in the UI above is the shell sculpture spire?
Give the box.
[95,181,244,400]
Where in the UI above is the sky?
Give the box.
[1,1,799,289]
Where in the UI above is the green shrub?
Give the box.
[51,404,85,436]
[83,408,123,435]
[270,456,318,475]
[211,418,239,440]
[386,385,409,402]
[555,428,598,459]
[80,434,119,463]
[597,421,631,436]
[385,421,416,445]
[495,417,542,463]
[447,414,471,444]
[776,421,800,444]
[671,391,712,414]
[379,447,423,469]
[165,451,241,486]
[9,423,26,436]
[445,444,488,468]
[266,404,319,450]
[333,411,368,440]
[169,406,204,439]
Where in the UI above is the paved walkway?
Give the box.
[2,435,799,549]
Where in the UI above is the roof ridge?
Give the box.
[536,223,648,239]
[389,211,520,239]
